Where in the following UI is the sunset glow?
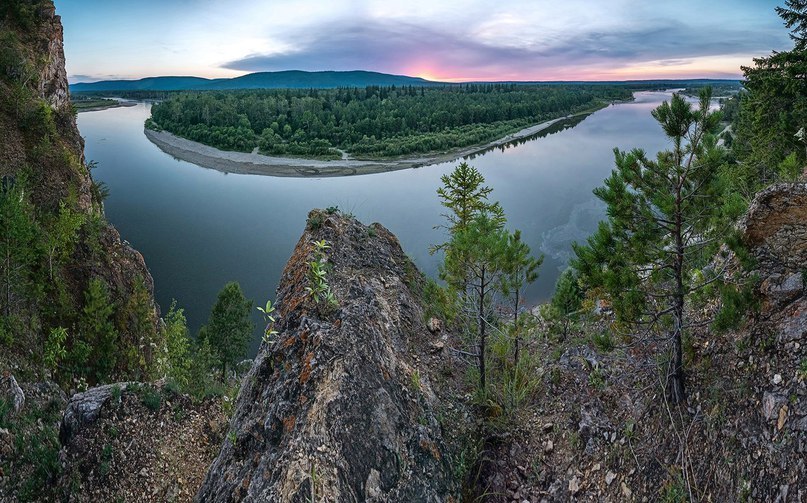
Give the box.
[55,0,788,83]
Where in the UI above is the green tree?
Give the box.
[0,177,38,319]
[162,300,191,388]
[550,268,583,340]
[498,230,542,365]
[573,89,725,404]
[442,212,509,390]
[42,202,84,281]
[435,162,504,238]
[80,278,119,382]
[203,281,253,380]
[734,1,807,186]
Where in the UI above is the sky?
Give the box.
[55,0,791,83]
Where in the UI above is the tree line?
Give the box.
[147,85,632,158]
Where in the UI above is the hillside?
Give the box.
[69,70,436,92]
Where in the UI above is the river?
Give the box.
[77,90,682,352]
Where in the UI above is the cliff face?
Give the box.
[196,211,462,502]
[0,1,158,372]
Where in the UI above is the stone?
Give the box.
[544,440,554,453]
[773,374,783,385]
[762,392,786,421]
[1,374,24,414]
[568,476,580,494]
[779,298,807,344]
[605,471,617,486]
[427,317,442,333]
[777,405,788,430]
[621,482,633,499]
[60,383,131,443]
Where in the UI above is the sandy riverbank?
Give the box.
[144,110,600,178]
[76,100,138,113]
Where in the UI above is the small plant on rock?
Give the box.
[305,240,338,308]
[257,299,279,344]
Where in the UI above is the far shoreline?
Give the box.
[75,100,138,113]
[143,103,619,178]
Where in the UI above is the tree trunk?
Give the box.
[478,266,486,391]
[669,184,686,404]
[513,289,520,367]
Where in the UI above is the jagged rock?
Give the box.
[740,182,807,276]
[60,382,130,443]
[761,273,804,308]
[1,374,24,414]
[196,212,459,502]
[778,298,807,344]
[605,471,617,486]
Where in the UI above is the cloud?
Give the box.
[221,17,788,80]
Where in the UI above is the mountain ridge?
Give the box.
[69,70,741,92]
[69,70,437,92]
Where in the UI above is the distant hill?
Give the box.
[69,70,438,92]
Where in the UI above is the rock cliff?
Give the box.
[0,0,159,373]
[196,211,463,502]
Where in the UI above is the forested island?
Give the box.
[146,85,633,159]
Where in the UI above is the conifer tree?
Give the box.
[573,89,724,403]
[203,281,253,380]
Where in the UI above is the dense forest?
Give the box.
[147,85,633,158]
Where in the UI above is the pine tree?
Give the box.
[203,281,253,380]
[573,89,725,404]
[80,278,119,382]
[551,268,582,340]
[442,212,509,390]
[734,1,807,185]
[498,230,542,365]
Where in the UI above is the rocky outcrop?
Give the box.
[59,382,132,443]
[0,1,159,369]
[196,211,460,502]
[741,182,807,277]
[36,2,70,111]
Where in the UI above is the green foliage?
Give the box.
[548,268,583,339]
[140,386,162,412]
[591,330,615,352]
[712,281,758,332]
[149,85,632,157]
[0,176,39,320]
[305,240,338,309]
[78,278,119,382]
[120,276,160,379]
[203,281,253,379]
[733,1,807,188]
[162,300,191,388]
[1,395,63,502]
[778,151,803,181]
[43,326,67,372]
[257,298,279,344]
[421,278,458,322]
[435,162,504,242]
[186,336,219,400]
[573,89,727,403]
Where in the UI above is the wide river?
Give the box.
[78,90,681,352]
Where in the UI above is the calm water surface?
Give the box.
[77,91,680,352]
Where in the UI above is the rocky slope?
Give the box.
[480,183,806,502]
[56,382,227,502]
[196,210,469,502]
